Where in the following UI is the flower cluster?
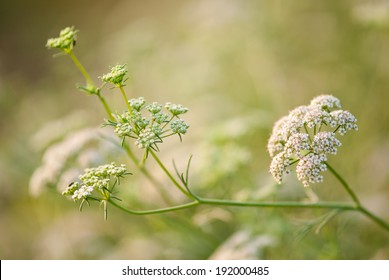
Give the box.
[106,97,189,152]
[46,26,78,52]
[268,95,358,187]
[62,162,128,201]
[100,64,128,86]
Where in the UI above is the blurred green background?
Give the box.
[1,0,389,259]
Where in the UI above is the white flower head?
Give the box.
[312,132,342,155]
[267,116,290,158]
[296,153,327,187]
[62,162,129,201]
[165,102,188,116]
[72,185,94,201]
[114,123,132,137]
[129,97,146,111]
[330,110,358,135]
[269,152,291,184]
[146,102,163,114]
[136,128,158,149]
[303,107,331,128]
[268,95,357,187]
[284,133,310,158]
[288,106,309,132]
[310,94,341,110]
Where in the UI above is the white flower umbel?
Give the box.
[129,97,146,111]
[114,122,132,137]
[136,128,158,149]
[310,95,341,110]
[312,132,342,155]
[62,162,128,201]
[330,110,358,135]
[296,153,327,187]
[268,94,358,186]
[269,152,291,184]
[165,102,188,116]
[303,107,331,128]
[284,133,310,158]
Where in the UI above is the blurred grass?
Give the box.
[0,0,389,259]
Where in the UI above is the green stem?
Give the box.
[107,169,389,233]
[149,150,193,199]
[108,199,199,215]
[119,86,132,113]
[197,197,357,210]
[68,51,114,120]
[358,205,389,231]
[326,162,361,206]
[122,142,173,205]
[97,94,114,120]
[327,162,389,232]
[107,195,358,216]
[68,51,94,86]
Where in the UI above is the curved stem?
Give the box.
[107,194,360,217]
[357,205,389,232]
[327,162,389,232]
[108,199,199,215]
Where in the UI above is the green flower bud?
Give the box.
[171,119,189,134]
[46,26,78,52]
[165,102,188,116]
[100,64,128,86]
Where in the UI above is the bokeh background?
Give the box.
[1,0,389,259]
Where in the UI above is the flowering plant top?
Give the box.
[43,26,389,233]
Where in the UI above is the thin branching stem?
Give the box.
[122,142,173,205]
[326,162,389,232]
[68,51,113,119]
[149,150,194,199]
[106,160,389,233]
